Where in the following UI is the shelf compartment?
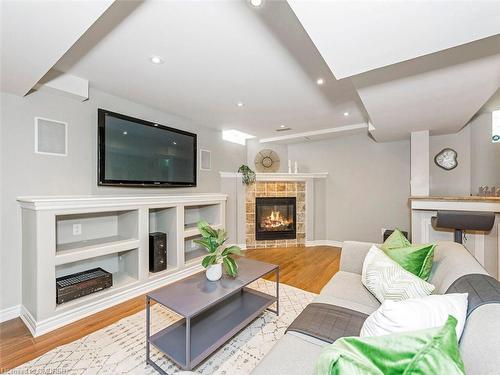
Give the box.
[184,204,221,232]
[55,248,139,309]
[149,287,276,369]
[56,210,139,255]
[184,234,208,264]
[183,223,222,238]
[55,236,139,266]
[149,206,178,269]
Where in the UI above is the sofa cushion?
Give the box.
[360,293,468,339]
[317,271,380,315]
[383,243,435,281]
[315,316,465,375]
[381,228,411,250]
[362,246,435,302]
[429,241,488,294]
[459,303,500,375]
[250,332,326,375]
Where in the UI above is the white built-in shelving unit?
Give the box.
[17,194,226,336]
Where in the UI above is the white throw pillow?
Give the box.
[361,245,435,302]
[360,293,468,339]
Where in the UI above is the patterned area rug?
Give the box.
[11,280,315,375]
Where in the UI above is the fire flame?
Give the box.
[261,210,291,229]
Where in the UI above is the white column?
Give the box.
[410,130,430,196]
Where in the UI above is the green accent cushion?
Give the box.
[385,244,435,281]
[315,316,465,375]
[381,229,435,281]
[381,229,411,251]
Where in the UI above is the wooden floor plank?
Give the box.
[0,245,340,371]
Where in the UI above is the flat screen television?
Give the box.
[98,109,197,187]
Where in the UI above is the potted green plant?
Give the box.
[195,220,242,281]
[238,165,256,185]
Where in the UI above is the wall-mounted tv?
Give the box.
[98,109,197,187]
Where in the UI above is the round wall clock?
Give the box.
[434,148,458,171]
[254,149,280,172]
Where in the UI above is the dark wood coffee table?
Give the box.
[146,258,279,372]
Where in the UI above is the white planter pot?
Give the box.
[206,263,222,281]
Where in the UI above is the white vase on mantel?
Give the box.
[206,263,222,281]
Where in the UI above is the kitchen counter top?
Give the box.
[410,196,500,203]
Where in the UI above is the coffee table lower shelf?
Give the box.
[148,287,276,371]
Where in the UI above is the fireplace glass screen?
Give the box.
[255,197,296,240]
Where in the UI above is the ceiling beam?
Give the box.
[0,0,114,96]
[259,123,368,144]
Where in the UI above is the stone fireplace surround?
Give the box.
[246,181,305,248]
[220,172,329,249]
[255,196,297,240]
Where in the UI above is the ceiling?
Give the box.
[287,0,500,79]
[353,35,500,140]
[479,88,500,113]
[53,0,366,139]
[0,0,113,96]
[1,0,500,142]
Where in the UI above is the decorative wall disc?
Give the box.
[434,148,458,171]
[254,149,280,172]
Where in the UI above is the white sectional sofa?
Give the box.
[252,241,500,375]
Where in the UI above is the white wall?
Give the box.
[0,89,246,311]
[287,134,411,243]
[471,112,500,194]
[410,130,430,196]
[246,139,288,173]
[428,112,499,196]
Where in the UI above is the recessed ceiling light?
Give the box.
[149,55,164,64]
[122,131,128,135]
[280,125,286,128]
[316,78,324,85]
[343,112,349,117]
[237,101,244,107]
[249,0,263,7]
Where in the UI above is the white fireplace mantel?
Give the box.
[219,172,328,181]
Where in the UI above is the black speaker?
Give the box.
[149,232,167,273]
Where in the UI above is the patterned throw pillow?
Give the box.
[362,246,435,302]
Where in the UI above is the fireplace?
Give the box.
[255,197,296,240]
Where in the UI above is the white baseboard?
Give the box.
[21,263,204,337]
[0,304,21,322]
[305,240,343,248]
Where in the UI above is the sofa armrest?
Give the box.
[339,241,375,274]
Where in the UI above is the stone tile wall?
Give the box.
[246,181,305,248]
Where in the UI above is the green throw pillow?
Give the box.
[381,229,435,281]
[315,316,465,375]
[385,244,435,281]
[381,229,411,251]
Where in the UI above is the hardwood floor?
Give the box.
[245,245,341,294]
[0,245,340,371]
